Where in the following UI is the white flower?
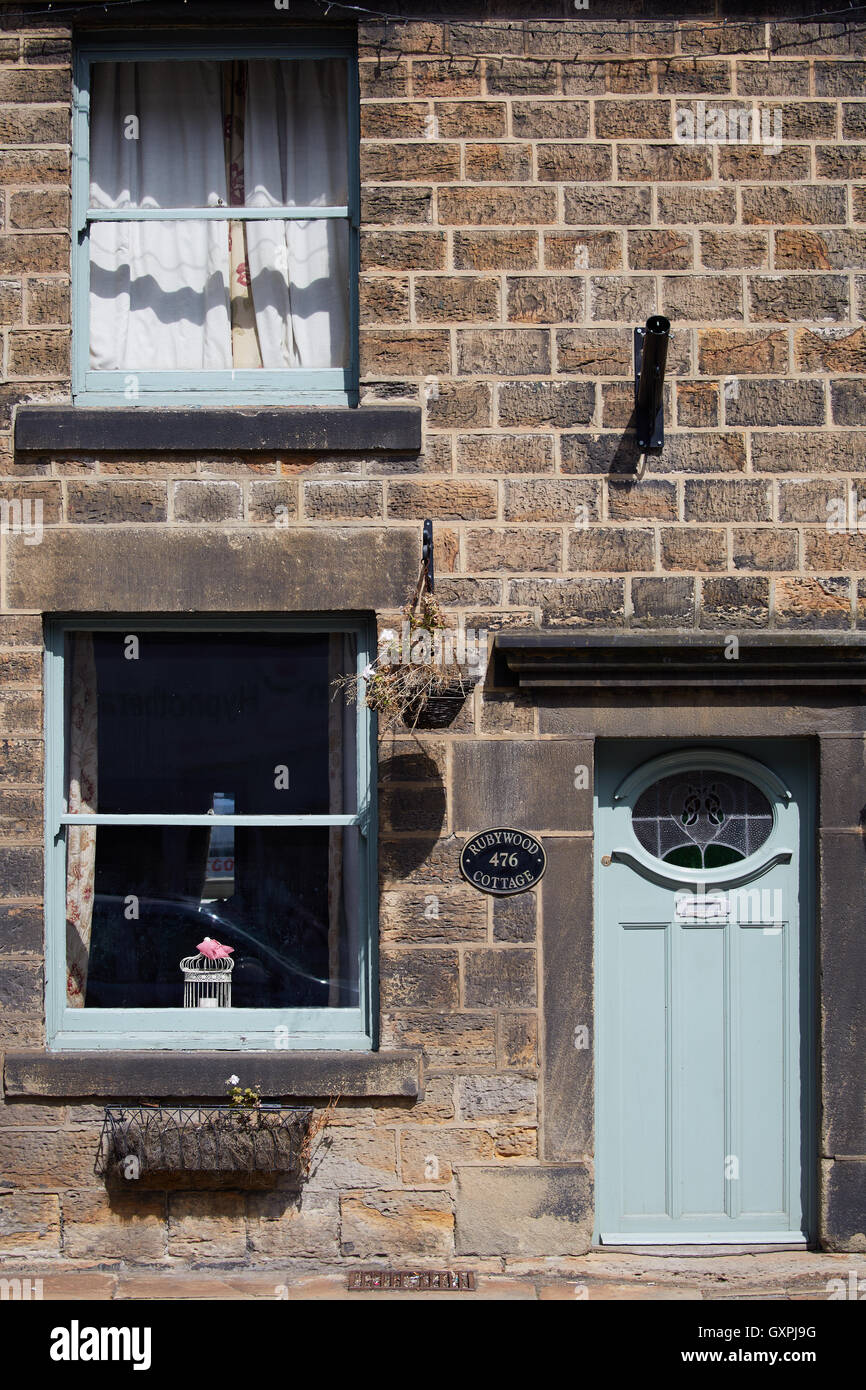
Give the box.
[226,1074,239,1086]
[362,663,376,680]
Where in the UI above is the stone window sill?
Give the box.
[13,405,422,455]
[2,1050,423,1100]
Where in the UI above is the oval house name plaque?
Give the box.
[460,828,546,897]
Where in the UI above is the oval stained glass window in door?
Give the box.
[631,770,774,870]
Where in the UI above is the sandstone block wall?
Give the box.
[0,10,864,1263]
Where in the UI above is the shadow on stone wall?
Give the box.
[377,749,447,879]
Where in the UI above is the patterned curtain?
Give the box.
[66,634,98,1006]
[223,61,262,368]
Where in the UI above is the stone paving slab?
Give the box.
[26,1273,119,1301]
[538,1282,702,1300]
[0,1252,862,1300]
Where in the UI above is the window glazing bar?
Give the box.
[58,813,360,827]
[84,206,350,222]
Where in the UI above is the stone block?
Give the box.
[452,230,539,270]
[663,274,743,321]
[463,950,537,1009]
[465,528,561,574]
[752,432,866,474]
[732,528,799,571]
[498,1014,538,1069]
[822,1161,866,1253]
[62,1189,165,1261]
[167,1193,245,1258]
[380,1013,496,1069]
[564,185,651,226]
[399,1128,494,1184]
[456,434,554,476]
[341,1190,453,1258]
[452,740,592,833]
[438,187,556,226]
[748,275,848,322]
[505,276,585,325]
[698,329,788,375]
[0,1193,60,1254]
[6,527,417,612]
[819,832,866,1156]
[618,143,712,181]
[659,528,727,572]
[379,949,460,1011]
[500,379,595,428]
[456,1075,537,1122]
[507,577,625,627]
[741,186,847,225]
[380,887,487,945]
[555,327,631,375]
[305,1128,397,1192]
[464,143,532,182]
[493,892,536,944]
[725,378,825,427]
[700,576,770,627]
[247,1191,340,1259]
[657,186,735,224]
[569,527,654,573]
[388,480,497,520]
[503,477,599,521]
[455,1166,592,1256]
[512,100,589,139]
[456,328,550,375]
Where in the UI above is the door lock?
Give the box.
[601,854,612,867]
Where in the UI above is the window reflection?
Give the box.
[81,827,361,1010]
[205,792,235,901]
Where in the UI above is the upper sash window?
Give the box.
[73,34,359,405]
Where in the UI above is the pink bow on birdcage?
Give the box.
[197,937,235,961]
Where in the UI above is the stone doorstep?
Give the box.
[510,1249,866,1282]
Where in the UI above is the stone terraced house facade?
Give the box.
[0,2,864,1271]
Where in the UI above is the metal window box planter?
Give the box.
[97,1104,314,1188]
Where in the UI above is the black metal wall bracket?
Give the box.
[634,315,671,450]
[422,518,434,593]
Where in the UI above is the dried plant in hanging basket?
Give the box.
[333,563,478,732]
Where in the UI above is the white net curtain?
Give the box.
[88,58,349,372]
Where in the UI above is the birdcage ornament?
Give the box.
[181,938,234,1008]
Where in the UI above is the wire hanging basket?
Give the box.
[181,951,234,1008]
[96,1105,315,1187]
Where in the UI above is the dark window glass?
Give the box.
[78,826,360,1010]
[66,631,357,816]
[62,629,362,1015]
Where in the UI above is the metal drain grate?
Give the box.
[348,1270,477,1292]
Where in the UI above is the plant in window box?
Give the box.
[225,1076,264,1130]
[334,569,480,731]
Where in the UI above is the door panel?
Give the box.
[679,922,725,1217]
[618,922,668,1217]
[596,740,813,1244]
[737,920,788,1218]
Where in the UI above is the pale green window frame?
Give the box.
[72,29,361,407]
[44,616,378,1051]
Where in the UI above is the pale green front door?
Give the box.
[596,740,814,1244]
